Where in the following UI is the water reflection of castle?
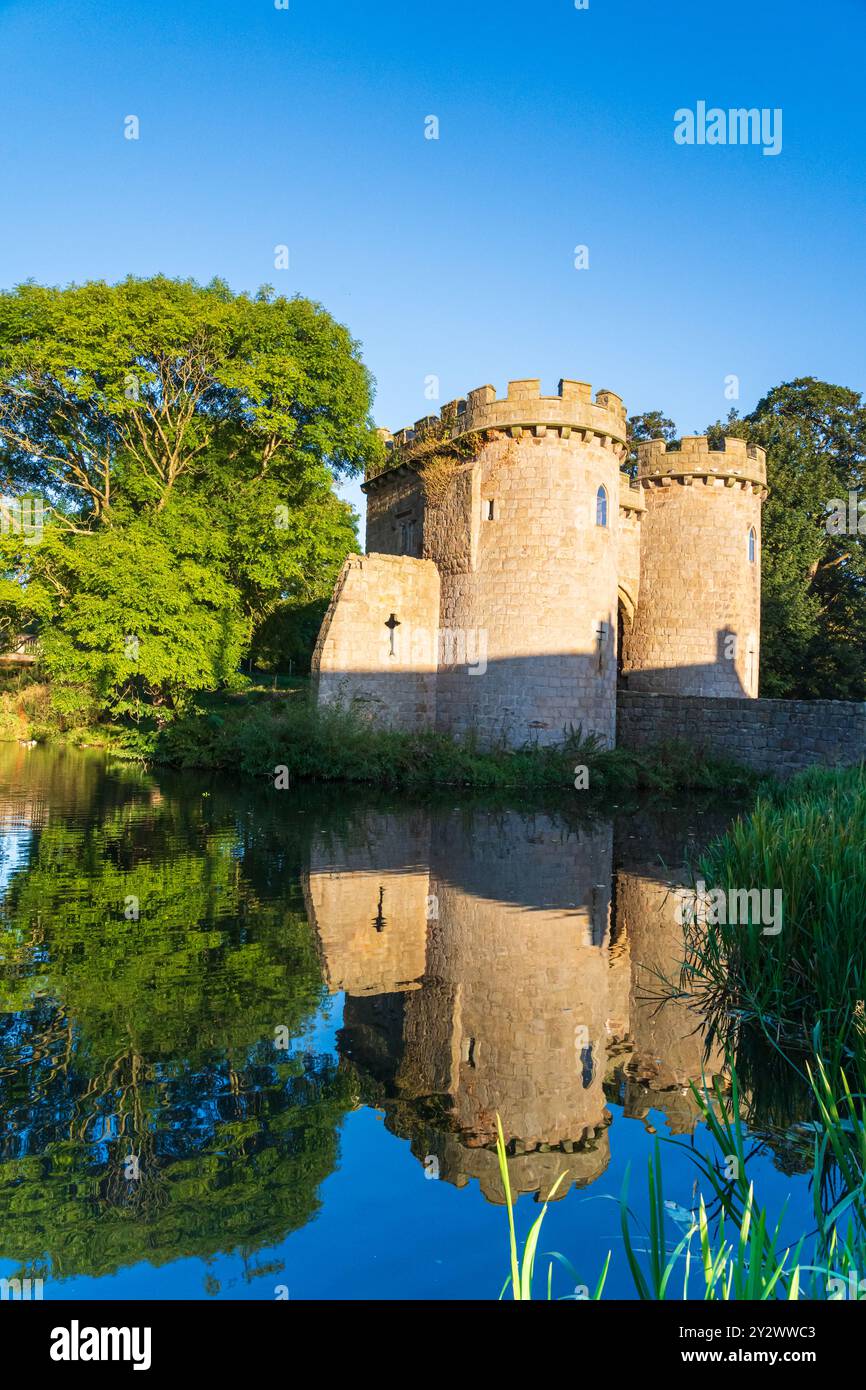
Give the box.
[303,807,727,1203]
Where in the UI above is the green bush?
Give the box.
[138,696,758,794]
[0,681,52,741]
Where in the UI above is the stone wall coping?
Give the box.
[619,691,866,712]
[637,435,767,487]
[347,551,439,572]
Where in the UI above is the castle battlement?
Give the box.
[637,435,767,490]
[321,371,769,748]
[375,378,628,467]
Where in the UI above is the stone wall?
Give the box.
[432,425,624,747]
[617,483,644,622]
[302,811,431,996]
[622,437,766,698]
[312,552,440,731]
[352,379,632,749]
[364,466,426,557]
[618,689,866,776]
[316,380,779,748]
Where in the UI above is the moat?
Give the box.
[0,744,816,1300]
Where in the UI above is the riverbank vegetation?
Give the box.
[686,764,866,1069]
[495,765,866,1300]
[498,1067,866,1301]
[1,671,759,794]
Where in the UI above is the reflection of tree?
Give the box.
[0,781,355,1281]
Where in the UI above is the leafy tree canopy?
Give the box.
[0,276,377,710]
[708,378,866,699]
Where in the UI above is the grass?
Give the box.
[495,1062,866,1301]
[495,1115,609,1301]
[0,673,762,794]
[75,688,759,795]
[682,763,866,1066]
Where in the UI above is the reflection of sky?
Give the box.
[0,1076,815,1302]
[0,824,32,901]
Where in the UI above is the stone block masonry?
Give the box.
[312,553,440,731]
[621,437,766,698]
[618,690,866,777]
[314,375,783,753]
[345,378,632,748]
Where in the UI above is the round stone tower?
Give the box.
[425,379,629,747]
[622,436,767,697]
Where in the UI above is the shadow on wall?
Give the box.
[622,628,752,699]
[314,628,752,748]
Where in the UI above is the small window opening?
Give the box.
[372,885,387,933]
[484,498,495,521]
[595,620,608,672]
[596,485,608,527]
[385,612,400,657]
[579,1043,595,1089]
[748,527,756,563]
[745,635,757,695]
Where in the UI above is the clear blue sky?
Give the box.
[1,0,864,524]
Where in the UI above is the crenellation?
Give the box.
[637,434,767,489]
[506,378,541,399]
[558,378,593,403]
[317,377,769,745]
[367,379,629,487]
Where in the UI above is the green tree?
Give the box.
[625,410,677,474]
[708,379,866,698]
[0,276,375,708]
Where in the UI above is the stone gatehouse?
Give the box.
[313,378,767,748]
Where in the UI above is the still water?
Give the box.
[0,744,813,1300]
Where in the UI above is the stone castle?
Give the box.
[313,378,767,749]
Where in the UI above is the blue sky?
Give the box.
[1,0,864,524]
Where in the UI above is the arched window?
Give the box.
[748,527,756,563]
[596,485,608,527]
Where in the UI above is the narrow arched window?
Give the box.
[596,485,608,527]
[748,527,756,563]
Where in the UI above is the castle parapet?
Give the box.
[365,378,629,484]
[452,378,627,446]
[637,436,767,491]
